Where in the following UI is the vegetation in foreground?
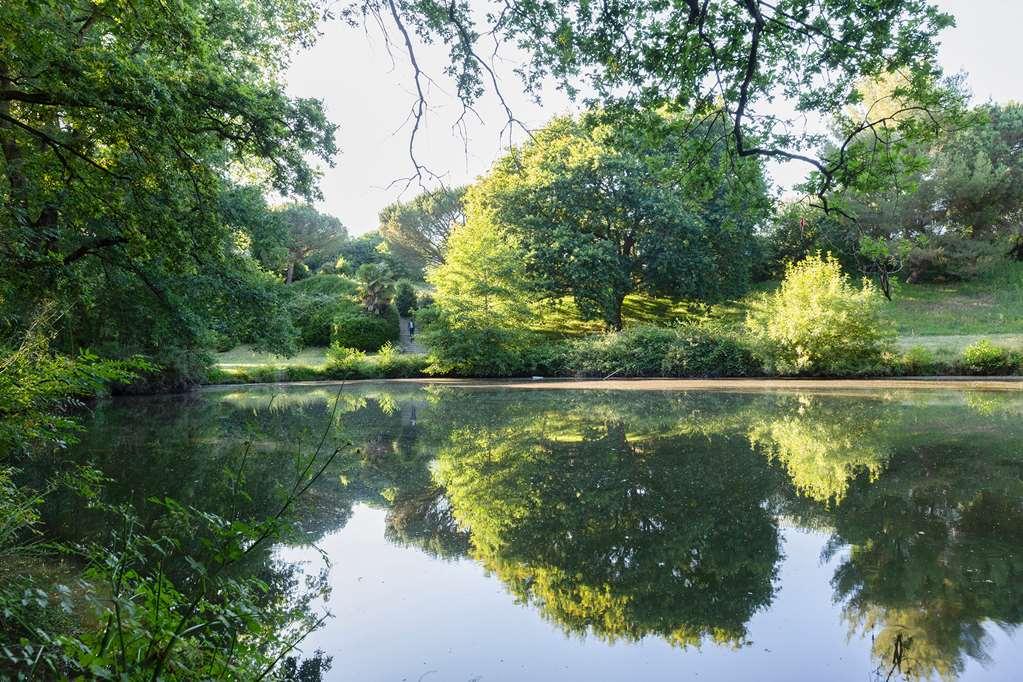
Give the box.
[2,0,1022,677]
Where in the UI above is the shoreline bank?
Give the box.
[199,375,1023,394]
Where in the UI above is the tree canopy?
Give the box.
[274,203,347,283]
[1,0,336,376]
[361,0,951,200]
[468,110,770,329]
[378,186,465,269]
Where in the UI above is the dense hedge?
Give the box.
[288,274,359,347]
[560,325,760,378]
[421,323,560,377]
[394,280,418,316]
[331,305,399,352]
[416,324,1022,380]
[208,350,429,383]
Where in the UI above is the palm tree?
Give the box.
[356,263,395,314]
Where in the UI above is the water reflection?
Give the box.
[56,384,1023,680]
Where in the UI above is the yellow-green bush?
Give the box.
[745,253,894,375]
[898,345,940,375]
[958,340,1019,375]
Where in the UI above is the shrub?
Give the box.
[121,348,211,394]
[660,327,761,377]
[288,275,359,347]
[422,315,549,377]
[905,235,1000,283]
[562,326,677,377]
[745,253,894,375]
[326,344,367,372]
[898,346,940,375]
[290,273,358,297]
[375,342,430,378]
[330,305,399,352]
[394,280,417,316]
[560,324,760,378]
[416,291,435,309]
[958,340,1017,375]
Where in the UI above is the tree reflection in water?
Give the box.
[56,385,1023,679]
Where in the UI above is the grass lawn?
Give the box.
[894,333,1023,362]
[877,261,1023,336]
[215,346,330,369]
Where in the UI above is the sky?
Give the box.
[285,0,1023,234]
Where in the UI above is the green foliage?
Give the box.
[0,0,336,373]
[471,111,770,329]
[334,232,418,281]
[2,467,334,679]
[331,305,399,353]
[562,325,760,378]
[898,346,940,376]
[807,97,1023,290]
[275,204,347,284]
[420,310,558,377]
[905,234,1001,283]
[287,275,359,347]
[223,348,428,382]
[388,0,949,207]
[326,340,424,379]
[746,254,895,375]
[660,327,761,378]
[326,344,368,372]
[373,342,424,378]
[416,291,435,309]
[1,332,146,456]
[0,467,42,561]
[290,273,358,298]
[379,186,466,270]
[427,206,537,329]
[957,340,1018,376]
[394,280,418,316]
[355,263,395,315]
[562,326,677,377]
[759,202,858,280]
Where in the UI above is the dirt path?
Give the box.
[398,316,426,354]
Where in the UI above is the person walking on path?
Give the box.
[399,315,425,353]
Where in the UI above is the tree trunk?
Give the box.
[1008,234,1023,261]
[607,294,625,331]
[878,268,893,301]
[285,260,295,284]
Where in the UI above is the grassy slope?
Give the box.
[879,261,1023,360]
[878,262,1023,335]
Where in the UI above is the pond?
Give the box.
[47,382,1023,681]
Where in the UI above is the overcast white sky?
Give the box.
[285,0,1023,233]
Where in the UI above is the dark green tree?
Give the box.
[393,279,417,316]
[475,111,770,329]
[274,203,347,284]
[0,0,336,371]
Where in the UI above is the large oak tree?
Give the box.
[471,110,770,329]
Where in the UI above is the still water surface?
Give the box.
[57,382,1023,681]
